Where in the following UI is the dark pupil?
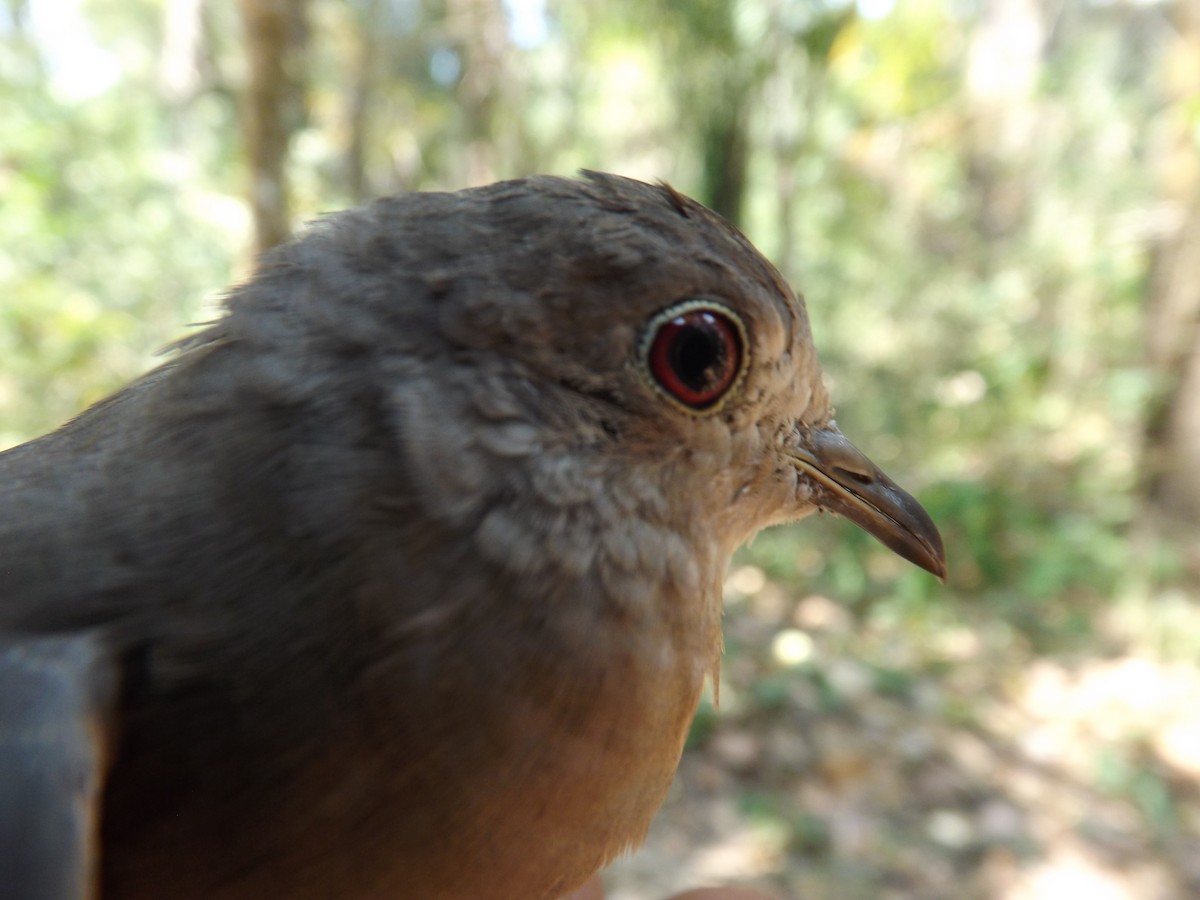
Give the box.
[671,324,725,392]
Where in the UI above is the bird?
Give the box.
[0,172,945,900]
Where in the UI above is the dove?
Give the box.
[0,172,944,900]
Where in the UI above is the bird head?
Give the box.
[212,171,944,636]
[363,173,945,578]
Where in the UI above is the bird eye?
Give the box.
[644,301,746,412]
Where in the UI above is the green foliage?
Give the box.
[0,0,1186,652]
[1093,744,1180,842]
[0,4,233,446]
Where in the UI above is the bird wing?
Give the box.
[0,632,118,900]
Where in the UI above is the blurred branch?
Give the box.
[4,0,30,31]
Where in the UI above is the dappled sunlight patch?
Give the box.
[770,630,814,667]
[1001,840,1172,900]
[791,594,852,633]
[1157,721,1200,781]
[723,565,767,602]
[1018,656,1200,746]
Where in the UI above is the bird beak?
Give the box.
[786,425,947,580]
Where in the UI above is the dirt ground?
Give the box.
[599,567,1200,900]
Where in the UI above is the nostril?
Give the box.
[834,467,873,486]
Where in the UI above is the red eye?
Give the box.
[645,302,745,411]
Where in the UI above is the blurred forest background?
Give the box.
[3,0,1200,897]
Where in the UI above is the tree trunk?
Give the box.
[238,0,308,257]
[962,0,1045,252]
[446,0,511,186]
[342,0,383,203]
[1144,194,1200,520]
[699,104,748,227]
[1142,0,1200,521]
